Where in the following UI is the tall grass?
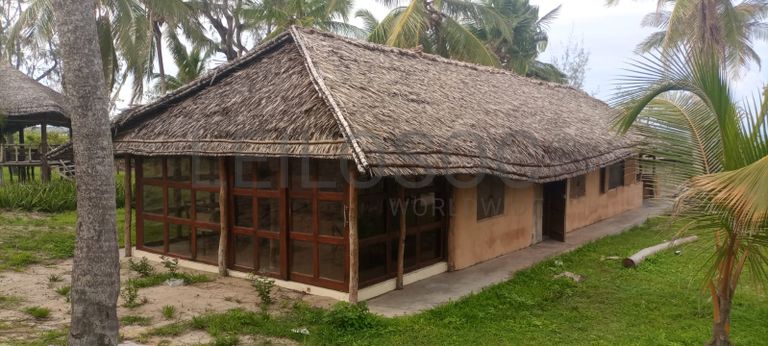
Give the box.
[0,178,126,212]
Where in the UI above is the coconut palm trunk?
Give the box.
[153,19,167,94]
[53,0,120,344]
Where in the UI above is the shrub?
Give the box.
[162,305,176,320]
[0,178,126,212]
[24,306,51,319]
[128,257,155,278]
[121,284,147,308]
[323,302,380,332]
[160,256,179,277]
[249,274,275,310]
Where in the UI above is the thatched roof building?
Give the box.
[113,26,635,183]
[0,63,69,132]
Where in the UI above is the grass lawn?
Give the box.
[0,209,135,271]
[2,214,766,345]
[144,217,768,345]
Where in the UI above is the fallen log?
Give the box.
[623,236,699,268]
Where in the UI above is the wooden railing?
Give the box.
[0,144,63,164]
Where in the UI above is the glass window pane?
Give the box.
[317,159,345,192]
[168,223,192,257]
[194,157,219,186]
[195,191,220,223]
[169,189,192,219]
[142,158,163,179]
[360,242,388,284]
[142,219,164,252]
[318,201,345,237]
[168,157,191,182]
[235,160,256,188]
[289,159,314,191]
[359,197,386,239]
[257,238,280,274]
[258,198,279,232]
[142,185,164,215]
[290,199,312,234]
[290,240,314,276]
[256,159,279,190]
[319,243,345,282]
[419,229,441,262]
[234,196,253,228]
[196,229,219,264]
[233,233,254,269]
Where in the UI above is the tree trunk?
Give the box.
[153,20,167,94]
[53,0,120,344]
[711,295,733,346]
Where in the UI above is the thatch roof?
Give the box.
[0,63,69,131]
[113,27,637,183]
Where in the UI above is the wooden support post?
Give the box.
[40,122,50,183]
[18,129,25,181]
[217,157,230,276]
[446,185,456,271]
[348,166,359,303]
[123,156,133,257]
[396,186,406,289]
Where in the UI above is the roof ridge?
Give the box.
[289,26,370,174]
[292,26,583,93]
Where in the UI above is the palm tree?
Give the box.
[7,0,205,102]
[358,0,565,81]
[151,29,211,93]
[52,0,120,343]
[358,0,503,67]
[249,0,363,39]
[612,50,768,345]
[472,0,561,78]
[607,0,768,73]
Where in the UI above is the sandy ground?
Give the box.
[0,258,336,345]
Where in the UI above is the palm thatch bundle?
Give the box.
[114,27,636,183]
[0,63,69,132]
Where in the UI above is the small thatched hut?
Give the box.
[114,27,643,301]
[0,63,71,183]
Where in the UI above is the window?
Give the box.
[231,157,283,276]
[137,157,221,264]
[608,161,625,190]
[599,167,607,194]
[477,176,506,220]
[570,175,586,199]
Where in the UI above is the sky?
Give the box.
[348,0,768,101]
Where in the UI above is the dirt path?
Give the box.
[0,258,336,345]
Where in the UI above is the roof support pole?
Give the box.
[396,185,406,289]
[40,121,50,183]
[18,128,26,181]
[123,156,133,257]
[217,157,230,277]
[348,165,359,303]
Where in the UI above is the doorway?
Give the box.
[542,180,567,242]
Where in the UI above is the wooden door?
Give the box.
[542,180,567,242]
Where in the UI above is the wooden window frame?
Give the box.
[569,175,586,199]
[229,157,285,278]
[286,159,349,292]
[135,157,222,266]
